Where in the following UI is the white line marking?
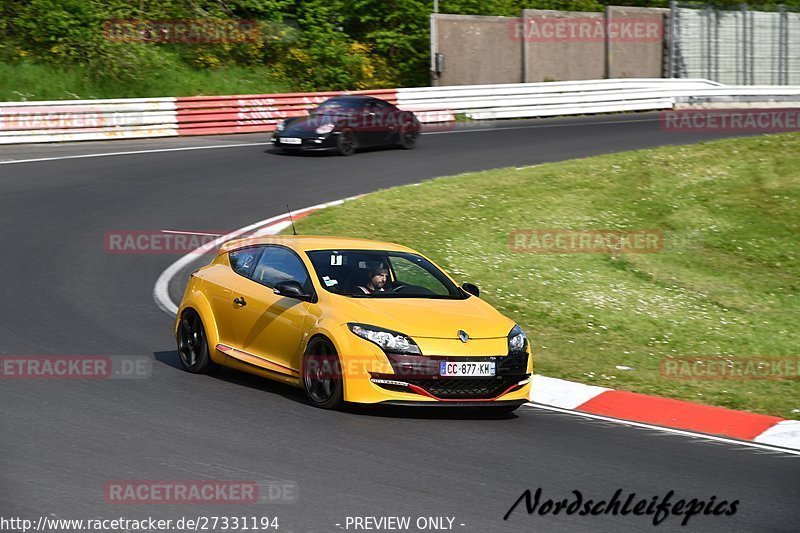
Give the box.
[523,402,800,456]
[162,230,225,237]
[0,142,266,165]
[153,198,352,316]
[0,116,662,165]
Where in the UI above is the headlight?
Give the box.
[349,323,421,355]
[275,120,285,132]
[508,325,528,355]
[315,123,335,134]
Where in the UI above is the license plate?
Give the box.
[439,361,495,377]
[281,137,302,145]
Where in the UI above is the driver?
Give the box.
[358,262,389,294]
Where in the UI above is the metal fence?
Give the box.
[669,2,800,85]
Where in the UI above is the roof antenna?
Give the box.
[287,204,298,235]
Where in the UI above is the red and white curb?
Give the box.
[529,375,800,452]
[154,200,800,454]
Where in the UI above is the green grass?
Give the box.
[0,60,289,101]
[288,135,800,419]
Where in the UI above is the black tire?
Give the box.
[336,130,357,156]
[176,310,212,374]
[398,127,418,149]
[302,338,344,409]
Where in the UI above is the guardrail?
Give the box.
[2,79,799,144]
[0,89,398,144]
[0,98,179,144]
[175,89,397,136]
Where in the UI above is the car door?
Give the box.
[205,245,264,353]
[357,100,384,147]
[371,99,400,145]
[229,245,313,376]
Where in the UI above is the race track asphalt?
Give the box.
[1,113,797,532]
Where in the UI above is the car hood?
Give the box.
[331,294,515,339]
[283,114,350,135]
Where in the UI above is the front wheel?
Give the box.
[176,310,212,374]
[336,130,357,156]
[302,338,344,409]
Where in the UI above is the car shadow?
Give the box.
[154,350,520,420]
[263,145,403,157]
[263,148,329,157]
[350,404,521,420]
[154,349,309,406]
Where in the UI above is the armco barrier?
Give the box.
[175,89,397,136]
[0,98,179,144]
[2,79,800,144]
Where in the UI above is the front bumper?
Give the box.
[378,399,528,408]
[342,351,532,405]
[271,133,338,151]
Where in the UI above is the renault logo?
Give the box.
[458,330,469,343]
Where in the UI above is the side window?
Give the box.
[252,246,312,292]
[229,247,262,278]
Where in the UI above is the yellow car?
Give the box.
[175,235,532,413]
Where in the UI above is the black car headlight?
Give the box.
[508,325,528,355]
[275,120,285,132]
[349,323,422,355]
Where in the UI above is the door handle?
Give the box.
[233,296,247,307]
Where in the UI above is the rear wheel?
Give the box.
[336,130,357,156]
[398,127,418,149]
[302,338,344,409]
[176,310,212,374]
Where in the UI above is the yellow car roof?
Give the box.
[219,234,416,255]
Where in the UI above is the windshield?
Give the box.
[313,99,363,114]
[306,250,464,299]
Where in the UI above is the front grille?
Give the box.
[406,375,522,399]
[373,352,530,399]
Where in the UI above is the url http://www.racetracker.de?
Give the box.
[0,516,281,533]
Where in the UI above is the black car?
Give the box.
[271,96,421,156]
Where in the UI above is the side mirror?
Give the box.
[273,280,311,301]
[461,282,480,297]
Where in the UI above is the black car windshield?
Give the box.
[313,99,364,114]
[306,250,465,299]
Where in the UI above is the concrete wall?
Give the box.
[431,6,669,85]
[434,14,522,86]
[521,10,605,82]
[607,6,668,79]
